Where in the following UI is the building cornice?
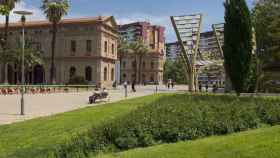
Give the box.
[0,16,114,29]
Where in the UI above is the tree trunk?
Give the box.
[189,69,195,92]
[134,55,137,83]
[50,22,57,84]
[119,55,123,83]
[224,74,232,93]
[138,54,143,84]
[189,55,196,92]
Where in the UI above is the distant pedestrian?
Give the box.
[132,80,136,92]
[171,81,175,89]
[199,84,202,92]
[112,81,117,89]
[168,79,172,89]
[213,84,218,93]
[205,83,209,92]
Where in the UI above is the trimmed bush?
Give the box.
[56,94,280,157]
[68,76,88,85]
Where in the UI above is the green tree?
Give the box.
[223,0,253,95]
[252,0,280,62]
[118,38,131,83]
[0,0,21,84]
[163,58,188,84]
[130,38,149,84]
[41,0,69,84]
[252,0,280,91]
[0,40,43,83]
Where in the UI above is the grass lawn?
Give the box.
[97,125,280,158]
[0,94,167,158]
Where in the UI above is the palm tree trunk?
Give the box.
[50,22,57,84]
[138,54,143,84]
[134,55,137,83]
[3,15,10,84]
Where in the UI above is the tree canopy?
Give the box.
[223,0,253,94]
[252,0,280,62]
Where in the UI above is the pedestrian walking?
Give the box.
[132,80,136,92]
[205,83,209,92]
[168,79,172,89]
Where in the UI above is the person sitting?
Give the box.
[101,88,108,95]
[199,84,202,92]
[93,88,101,95]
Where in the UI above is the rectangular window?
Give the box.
[71,40,76,54]
[112,43,115,55]
[86,40,92,53]
[104,41,108,53]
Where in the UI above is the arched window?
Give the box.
[142,74,146,82]
[104,41,108,53]
[85,66,92,81]
[132,60,137,68]
[123,73,127,79]
[70,67,76,78]
[104,67,108,81]
[112,43,115,55]
[150,75,154,82]
[111,68,115,81]
[122,61,126,68]
[33,65,45,84]
[151,62,154,69]
[132,74,136,81]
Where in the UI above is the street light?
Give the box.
[14,10,33,115]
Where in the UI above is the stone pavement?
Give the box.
[0,85,188,125]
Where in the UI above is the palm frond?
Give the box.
[41,0,69,23]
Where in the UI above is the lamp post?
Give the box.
[14,10,33,116]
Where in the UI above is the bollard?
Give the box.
[124,81,128,98]
[155,85,158,94]
[125,86,128,98]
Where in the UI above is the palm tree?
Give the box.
[130,38,149,84]
[117,38,131,83]
[0,0,21,84]
[41,0,69,84]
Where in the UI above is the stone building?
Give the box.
[0,16,118,87]
[118,22,165,84]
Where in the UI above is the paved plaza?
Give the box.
[0,85,188,125]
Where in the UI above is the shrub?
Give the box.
[68,76,88,85]
[56,94,280,157]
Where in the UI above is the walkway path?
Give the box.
[0,85,188,125]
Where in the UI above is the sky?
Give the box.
[0,0,255,42]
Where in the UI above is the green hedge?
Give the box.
[55,94,280,158]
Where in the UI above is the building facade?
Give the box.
[118,22,165,84]
[0,16,118,87]
[166,30,224,61]
[199,31,224,60]
[165,42,181,61]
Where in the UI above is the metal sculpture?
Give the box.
[171,14,203,92]
[212,23,225,58]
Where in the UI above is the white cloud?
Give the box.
[0,1,45,23]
